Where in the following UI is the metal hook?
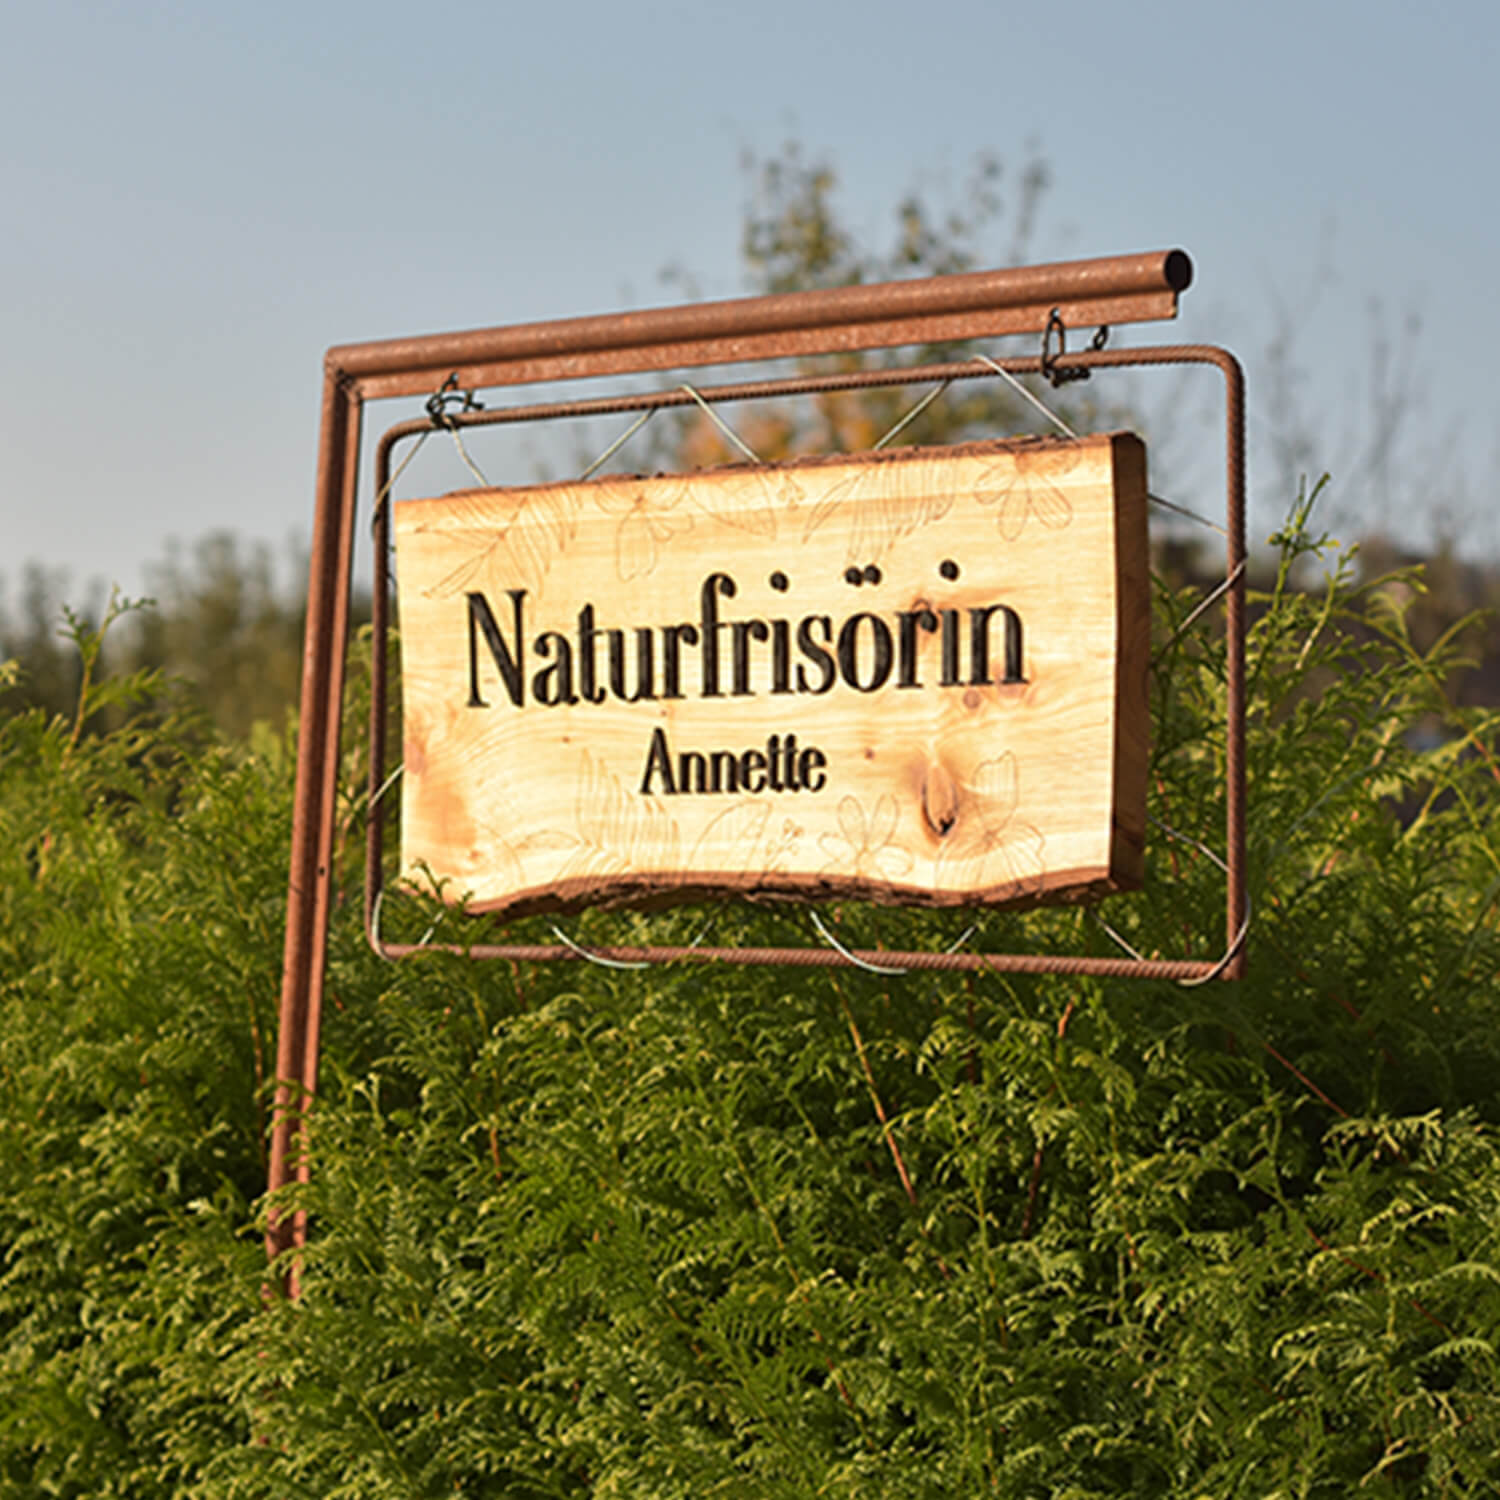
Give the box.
[1039,310,1104,388]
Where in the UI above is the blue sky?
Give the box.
[4,0,1495,604]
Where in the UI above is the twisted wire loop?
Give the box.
[424,371,486,428]
[1039,309,1108,388]
[424,373,493,485]
[364,342,1247,982]
[371,373,498,534]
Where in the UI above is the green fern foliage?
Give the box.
[3,499,1500,1495]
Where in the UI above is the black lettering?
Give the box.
[466,589,526,707]
[939,609,962,686]
[765,734,784,791]
[730,618,769,696]
[679,749,709,794]
[709,750,741,794]
[606,627,657,702]
[639,728,828,796]
[576,605,605,704]
[896,607,938,689]
[837,612,894,692]
[782,732,800,790]
[640,726,676,794]
[662,623,700,700]
[532,631,577,706]
[799,746,828,792]
[795,615,836,694]
[739,748,767,793]
[770,617,792,694]
[699,572,735,697]
[968,603,1026,685]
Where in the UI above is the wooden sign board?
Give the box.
[393,433,1149,918]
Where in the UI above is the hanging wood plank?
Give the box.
[392,432,1149,917]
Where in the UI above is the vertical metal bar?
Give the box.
[1220,352,1248,979]
[302,393,364,1096]
[267,367,362,1278]
[365,434,398,945]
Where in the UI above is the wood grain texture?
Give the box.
[393,433,1149,917]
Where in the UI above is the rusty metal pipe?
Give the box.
[334,250,1190,401]
[266,370,362,1278]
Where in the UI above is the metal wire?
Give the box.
[970,353,1078,438]
[548,904,729,970]
[1092,816,1252,986]
[578,408,659,481]
[1149,490,1228,537]
[679,383,764,463]
[1152,559,1249,666]
[872,379,955,449]
[369,886,441,954]
[369,432,430,533]
[808,910,911,975]
[368,762,404,814]
[548,923,652,970]
[448,425,490,487]
[805,911,982,977]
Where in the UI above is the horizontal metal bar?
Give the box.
[372,940,1221,981]
[374,353,1067,449]
[335,250,1190,401]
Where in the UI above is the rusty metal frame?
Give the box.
[268,250,1243,1269]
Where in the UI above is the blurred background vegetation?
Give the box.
[4,144,1500,1495]
[5,143,1494,739]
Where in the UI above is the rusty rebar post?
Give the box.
[266,367,362,1278]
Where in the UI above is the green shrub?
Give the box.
[3,501,1499,1496]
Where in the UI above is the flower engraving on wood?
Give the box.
[546,751,682,886]
[678,464,805,540]
[975,446,1077,540]
[934,752,1045,897]
[690,801,803,883]
[592,484,692,581]
[819,795,913,883]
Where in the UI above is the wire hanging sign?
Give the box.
[272,249,1247,1275]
